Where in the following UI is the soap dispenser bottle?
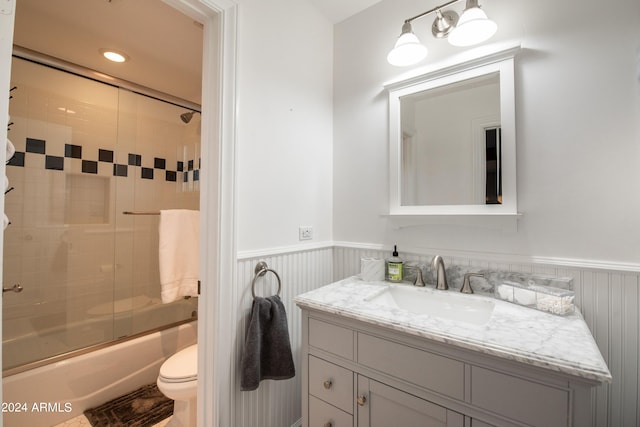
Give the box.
[387,245,403,282]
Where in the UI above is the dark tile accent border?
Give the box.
[141,168,154,179]
[26,138,46,154]
[45,156,64,170]
[99,149,114,163]
[8,152,25,167]
[128,153,142,166]
[10,138,202,185]
[154,158,166,169]
[65,144,82,159]
[113,164,128,177]
[82,160,98,174]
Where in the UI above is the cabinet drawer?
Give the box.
[309,395,353,427]
[309,356,354,414]
[471,366,568,427]
[357,333,464,399]
[309,318,354,360]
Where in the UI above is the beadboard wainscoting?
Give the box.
[228,243,638,427]
[333,244,640,427]
[234,246,334,427]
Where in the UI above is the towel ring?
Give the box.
[251,261,281,298]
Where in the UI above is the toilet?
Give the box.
[157,344,198,427]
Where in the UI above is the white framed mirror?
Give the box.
[386,45,520,219]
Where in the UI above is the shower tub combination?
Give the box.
[3,321,197,427]
[3,52,202,426]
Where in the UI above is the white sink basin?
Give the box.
[365,285,495,324]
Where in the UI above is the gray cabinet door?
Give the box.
[356,376,464,427]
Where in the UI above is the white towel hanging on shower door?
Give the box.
[158,209,200,303]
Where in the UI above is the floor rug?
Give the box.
[84,383,173,427]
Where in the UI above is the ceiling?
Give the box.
[13,0,204,105]
[308,0,382,23]
[12,0,381,106]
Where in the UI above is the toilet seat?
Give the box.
[159,344,197,383]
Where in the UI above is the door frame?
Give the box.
[161,1,238,426]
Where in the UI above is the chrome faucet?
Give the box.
[431,255,449,290]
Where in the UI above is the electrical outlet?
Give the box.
[299,226,313,241]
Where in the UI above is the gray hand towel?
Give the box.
[240,295,296,391]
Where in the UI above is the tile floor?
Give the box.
[55,414,172,427]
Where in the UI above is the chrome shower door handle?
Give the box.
[3,284,23,293]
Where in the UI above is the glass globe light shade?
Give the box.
[387,23,428,67]
[448,6,497,47]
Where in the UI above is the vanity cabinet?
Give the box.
[307,354,463,427]
[301,310,596,427]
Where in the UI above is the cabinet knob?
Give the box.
[323,379,332,390]
[324,423,332,427]
[357,395,367,406]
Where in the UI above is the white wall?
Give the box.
[333,0,640,266]
[235,0,333,253]
[223,1,333,425]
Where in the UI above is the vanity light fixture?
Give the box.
[387,0,497,66]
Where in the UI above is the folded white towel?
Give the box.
[158,209,200,303]
[6,138,15,163]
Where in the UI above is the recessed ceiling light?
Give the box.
[100,49,129,63]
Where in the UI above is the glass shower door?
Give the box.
[3,56,198,373]
[3,57,120,371]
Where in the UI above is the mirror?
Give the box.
[386,46,520,217]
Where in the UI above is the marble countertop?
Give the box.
[294,276,612,383]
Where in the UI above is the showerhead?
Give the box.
[180,110,200,123]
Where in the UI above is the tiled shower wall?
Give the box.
[231,244,639,427]
[3,57,199,369]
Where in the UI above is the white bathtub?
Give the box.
[2,321,197,427]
